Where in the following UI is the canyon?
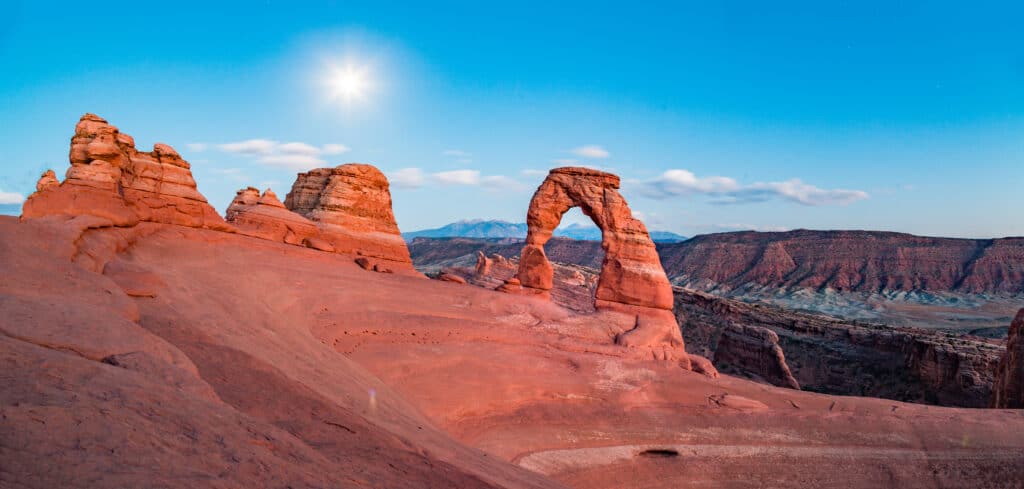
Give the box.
[3,115,1023,488]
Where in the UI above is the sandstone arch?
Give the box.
[516,167,692,362]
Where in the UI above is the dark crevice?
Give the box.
[638,448,679,458]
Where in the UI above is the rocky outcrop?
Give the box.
[993,309,1024,408]
[284,164,412,267]
[659,230,1024,295]
[713,323,800,390]
[676,288,1003,407]
[225,187,321,247]
[22,114,230,231]
[510,167,690,363]
[518,168,673,309]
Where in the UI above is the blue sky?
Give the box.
[2,1,1021,238]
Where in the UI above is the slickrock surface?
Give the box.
[515,167,690,364]
[284,164,413,267]
[4,215,1024,488]
[993,309,1024,408]
[21,114,230,232]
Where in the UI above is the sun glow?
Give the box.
[328,64,371,103]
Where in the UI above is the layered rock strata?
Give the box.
[677,288,1003,407]
[713,323,801,390]
[225,164,417,273]
[284,165,412,266]
[511,168,690,362]
[21,114,230,231]
[225,187,322,248]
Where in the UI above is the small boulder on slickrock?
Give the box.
[513,167,698,366]
[993,309,1024,408]
[21,114,230,231]
[284,164,413,269]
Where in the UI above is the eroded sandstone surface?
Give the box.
[514,167,692,365]
[22,114,231,232]
[5,116,1024,488]
[284,164,412,266]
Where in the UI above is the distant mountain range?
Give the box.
[402,219,688,243]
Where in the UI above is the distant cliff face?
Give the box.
[659,230,1024,295]
[410,230,1024,295]
[675,289,1003,408]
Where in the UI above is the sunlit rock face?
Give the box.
[515,167,688,363]
[283,164,413,267]
[21,113,231,231]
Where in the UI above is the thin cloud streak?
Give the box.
[0,190,24,205]
[570,145,610,159]
[640,169,869,206]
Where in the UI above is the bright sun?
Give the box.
[329,65,369,103]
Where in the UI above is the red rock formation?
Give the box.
[658,230,1024,294]
[22,114,231,231]
[226,187,320,246]
[993,309,1024,408]
[677,288,1003,407]
[713,323,801,390]
[284,164,412,267]
[474,251,492,276]
[514,167,690,363]
[5,213,1024,488]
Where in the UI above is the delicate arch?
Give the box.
[517,167,674,311]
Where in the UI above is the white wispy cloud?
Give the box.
[209,167,243,175]
[257,154,327,170]
[322,143,350,155]
[388,168,524,190]
[570,145,610,159]
[389,168,426,189]
[186,143,208,152]
[639,169,869,206]
[215,139,350,170]
[277,142,320,155]
[219,139,278,155]
[433,169,481,185]
[480,175,524,190]
[552,158,580,165]
[0,190,24,205]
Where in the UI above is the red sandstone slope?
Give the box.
[5,115,1024,488]
[5,217,1024,488]
[0,217,561,489]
